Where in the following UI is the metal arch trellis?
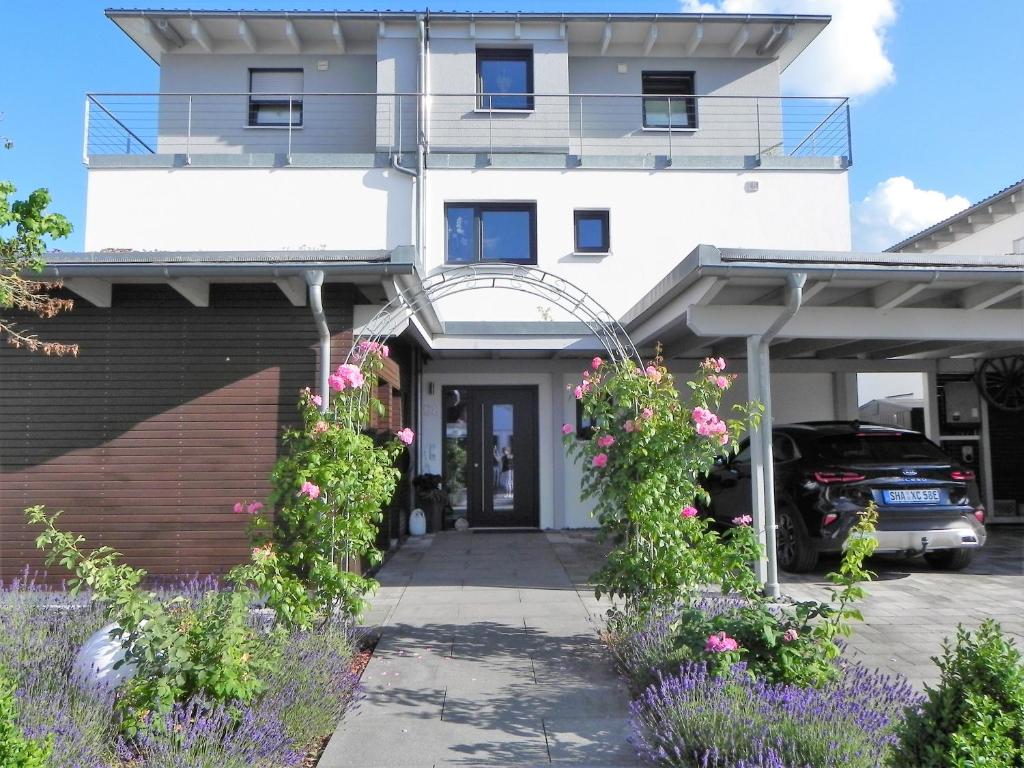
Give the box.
[345,264,642,370]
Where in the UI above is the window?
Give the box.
[642,71,697,129]
[445,203,537,264]
[574,210,610,254]
[248,69,303,127]
[476,48,534,111]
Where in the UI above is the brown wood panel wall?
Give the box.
[0,283,373,580]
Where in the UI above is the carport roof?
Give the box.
[624,244,1024,361]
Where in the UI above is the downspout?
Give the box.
[752,271,806,598]
[305,270,330,414]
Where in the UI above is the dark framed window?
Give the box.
[248,69,303,127]
[476,48,534,111]
[445,203,537,264]
[574,210,610,254]
[642,71,697,129]
[575,400,595,441]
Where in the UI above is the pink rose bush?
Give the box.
[562,423,575,435]
[248,337,415,623]
[732,514,753,527]
[563,350,762,613]
[705,631,741,653]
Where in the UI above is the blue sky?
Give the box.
[1,0,1022,251]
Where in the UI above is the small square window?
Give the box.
[642,71,697,129]
[574,210,610,254]
[445,203,537,264]
[249,69,303,127]
[476,48,534,111]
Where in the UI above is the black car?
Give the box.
[705,421,987,573]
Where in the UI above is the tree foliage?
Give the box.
[0,178,76,355]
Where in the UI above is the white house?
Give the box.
[1,9,1020,592]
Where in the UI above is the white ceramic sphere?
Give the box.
[74,622,138,690]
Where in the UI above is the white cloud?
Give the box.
[852,176,970,251]
[679,0,897,99]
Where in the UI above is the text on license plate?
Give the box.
[883,489,941,504]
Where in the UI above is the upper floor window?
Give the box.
[574,210,610,254]
[248,69,303,127]
[476,49,534,111]
[446,203,537,264]
[642,71,697,129]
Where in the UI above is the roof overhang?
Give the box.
[105,8,828,71]
[40,248,414,308]
[623,245,1024,362]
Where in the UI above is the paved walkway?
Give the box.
[320,531,640,768]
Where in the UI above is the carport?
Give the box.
[624,245,1024,595]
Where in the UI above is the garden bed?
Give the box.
[0,574,370,768]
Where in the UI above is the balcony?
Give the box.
[85,92,851,171]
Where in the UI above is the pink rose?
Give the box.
[624,420,636,433]
[310,394,322,407]
[312,420,329,435]
[328,373,346,392]
[702,356,727,373]
[233,502,245,514]
[645,365,662,383]
[561,423,574,435]
[596,434,615,448]
[299,481,321,500]
[396,428,415,446]
[246,501,264,515]
[705,631,740,653]
[732,514,753,526]
[592,453,609,469]
[707,375,729,390]
[592,356,602,370]
[681,506,698,518]
[573,385,584,400]
[782,628,799,643]
[641,407,654,420]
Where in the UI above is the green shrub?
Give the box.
[0,671,52,768]
[890,619,1024,767]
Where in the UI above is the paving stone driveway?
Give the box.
[780,525,1024,689]
[320,531,639,768]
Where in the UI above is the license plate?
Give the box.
[883,489,941,505]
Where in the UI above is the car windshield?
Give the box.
[815,434,950,464]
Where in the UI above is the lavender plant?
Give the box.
[262,618,363,749]
[630,660,920,768]
[0,574,116,768]
[128,697,303,768]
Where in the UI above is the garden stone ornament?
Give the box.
[74,622,138,690]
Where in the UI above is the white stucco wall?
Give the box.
[424,167,851,320]
[83,168,414,252]
[419,359,838,530]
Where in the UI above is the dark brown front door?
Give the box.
[442,386,538,527]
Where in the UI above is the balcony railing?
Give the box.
[84,92,851,169]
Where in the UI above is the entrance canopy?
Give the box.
[624,244,1024,596]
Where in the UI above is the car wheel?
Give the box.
[776,506,818,573]
[923,549,975,571]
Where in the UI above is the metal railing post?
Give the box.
[845,100,853,166]
[397,94,402,159]
[578,95,584,163]
[488,96,493,164]
[185,95,192,165]
[82,97,91,165]
[755,98,762,161]
[666,97,673,165]
[287,96,293,164]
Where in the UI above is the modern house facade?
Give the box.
[1,9,1020,585]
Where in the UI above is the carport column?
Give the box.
[746,336,768,588]
[746,335,781,597]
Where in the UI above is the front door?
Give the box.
[443,386,539,527]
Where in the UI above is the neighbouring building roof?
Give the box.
[887,177,1024,253]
